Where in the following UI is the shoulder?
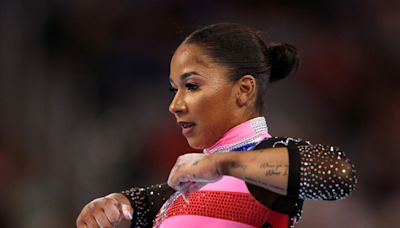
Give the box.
[256,136,311,149]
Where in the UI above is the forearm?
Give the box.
[215,147,289,195]
[214,137,357,200]
[168,137,356,201]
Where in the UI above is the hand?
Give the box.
[167,153,223,196]
[76,193,133,228]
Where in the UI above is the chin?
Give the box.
[186,137,210,150]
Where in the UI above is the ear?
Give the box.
[236,75,257,107]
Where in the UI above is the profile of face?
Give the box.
[169,43,257,149]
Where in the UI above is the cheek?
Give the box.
[191,89,236,140]
[191,89,234,121]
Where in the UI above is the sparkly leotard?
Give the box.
[122,117,356,228]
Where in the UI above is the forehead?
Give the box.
[170,43,230,82]
[171,44,211,69]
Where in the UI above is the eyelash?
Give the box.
[185,83,199,91]
[168,83,199,93]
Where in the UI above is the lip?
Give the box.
[177,121,196,137]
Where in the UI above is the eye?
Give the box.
[169,87,177,94]
[185,83,199,91]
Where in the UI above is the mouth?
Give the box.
[178,121,196,136]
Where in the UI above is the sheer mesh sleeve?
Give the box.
[121,183,175,228]
[267,137,357,200]
[246,137,357,226]
[295,143,357,200]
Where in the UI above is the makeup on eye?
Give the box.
[185,82,199,91]
[169,74,203,93]
[168,83,199,93]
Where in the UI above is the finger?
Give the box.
[83,216,100,228]
[121,204,133,220]
[169,170,193,190]
[180,182,204,203]
[167,173,181,190]
[77,222,89,228]
[173,178,191,192]
[178,181,193,204]
[78,224,89,228]
[103,204,123,225]
[76,216,89,228]
[187,182,205,193]
[93,211,113,228]
[180,181,204,203]
[182,192,189,203]
[179,153,205,164]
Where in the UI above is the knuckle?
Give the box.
[87,197,104,211]
[167,179,173,188]
[75,218,81,226]
[104,198,117,207]
[86,202,96,211]
[107,210,121,222]
[76,216,86,227]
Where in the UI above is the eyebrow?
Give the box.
[170,71,202,83]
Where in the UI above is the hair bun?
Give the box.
[267,42,299,83]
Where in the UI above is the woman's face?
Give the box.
[169,43,246,149]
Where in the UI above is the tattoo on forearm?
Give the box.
[260,162,288,177]
[265,170,281,176]
[259,162,275,169]
[244,177,286,192]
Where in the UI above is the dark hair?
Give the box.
[184,23,299,113]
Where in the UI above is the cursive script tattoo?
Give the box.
[265,170,281,176]
[259,162,275,169]
[260,162,289,177]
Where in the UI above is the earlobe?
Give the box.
[236,91,245,106]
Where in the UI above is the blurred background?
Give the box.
[0,0,399,227]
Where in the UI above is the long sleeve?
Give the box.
[295,143,357,200]
[244,137,357,225]
[261,137,357,200]
[121,183,175,228]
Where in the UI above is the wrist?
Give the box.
[213,152,239,176]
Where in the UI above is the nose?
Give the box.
[169,91,187,115]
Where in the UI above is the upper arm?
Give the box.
[247,137,357,201]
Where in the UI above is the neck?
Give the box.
[204,116,270,154]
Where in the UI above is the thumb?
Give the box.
[120,203,133,220]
